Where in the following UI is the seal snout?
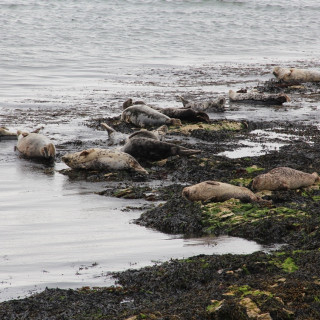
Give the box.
[182,187,190,200]
[62,154,71,165]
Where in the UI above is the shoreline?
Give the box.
[1,63,320,318]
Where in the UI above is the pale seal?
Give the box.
[252,167,319,191]
[121,104,181,128]
[16,131,56,161]
[0,127,17,140]
[273,67,320,83]
[182,180,261,203]
[122,136,201,161]
[62,148,148,175]
[229,89,290,105]
[180,96,226,113]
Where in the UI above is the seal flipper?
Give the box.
[177,146,201,156]
[101,122,116,137]
[179,96,190,108]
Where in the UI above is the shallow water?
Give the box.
[0,140,279,301]
[1,0,320,302]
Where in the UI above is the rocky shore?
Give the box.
[1,77,320,319]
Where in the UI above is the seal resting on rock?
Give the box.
[229,89,290,105]
[121,104,181,128]
[0,127,17,140]
[122,99,210,123]
[62,148,148,175]
[122,135,201,161]
[273,67,320,83]
[160,107,210,123]
[16,131,56,161]
[180,96,226,112]
[101,122,168,145]
[252,167,319,191]
[182,181,260,203]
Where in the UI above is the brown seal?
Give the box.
[252,167,319,191]
[182,180,260,203]
[160,107,210,123]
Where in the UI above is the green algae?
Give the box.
[201,199,307,235]
[168,120,245,135]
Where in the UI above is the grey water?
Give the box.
[1,0,320,301]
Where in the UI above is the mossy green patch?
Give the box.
[169,120,245,135]
[281,257,299,273]
[245,166,265,174]
[269,256,299,273]
[229,178,253,187]
[226,285,273,299]
[202,199,307,235]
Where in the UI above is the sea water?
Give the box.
[0,0,319,301]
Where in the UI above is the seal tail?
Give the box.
[42,143,56,159]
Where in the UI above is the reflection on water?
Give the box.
[0,140,275,302]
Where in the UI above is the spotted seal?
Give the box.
[16,131,56,161]
[121,104,181,128]
[62,148,148,175]
[273,67,320,83]
[182,180,261,203]
[180,96,226,112]
[252,167,319,191]
[229,89,290,105]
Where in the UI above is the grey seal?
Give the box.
[229,89,290,105]
[122,136,201,161]
[121,104,181,128]
[180,96,226,113]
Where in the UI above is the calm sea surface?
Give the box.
[0,0,319,301]
[1,0,320,102]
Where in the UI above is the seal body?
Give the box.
[273,67,320,83]
[16,132,56,161]
[122,137,201,161]
[182,181,259,203]
[62,148,148,174]
[121,104,181,128]
[252,167,319,191]
[180,96,226,112]
[101,123,168,146]
[160,107,210,123]
[0,127,17,140]
[229,90,290,105]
